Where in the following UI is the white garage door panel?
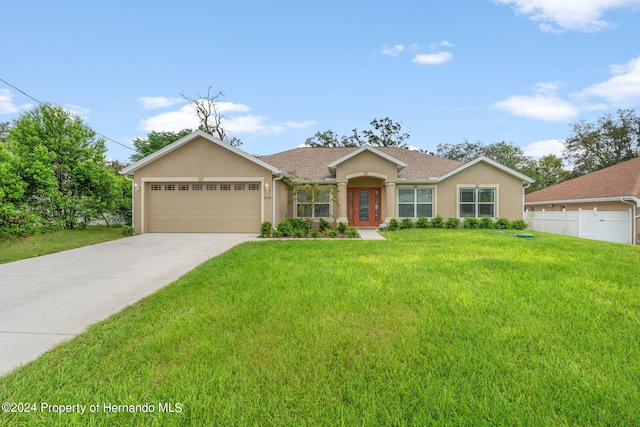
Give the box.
[148,182,261,232]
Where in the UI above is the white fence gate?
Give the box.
[525,208,633,244]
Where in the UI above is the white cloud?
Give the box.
[429,40,455,49]
[0,89,32,114]
[523,139,565,157]
[278,120,318,129]
[381,44,405,56]
[495,81,580,121]
[579,55,640,105]
[138,104,199,132]
[412,52,453,65]
[493,0,640,32]
[533,81,564,95]
[138,103,313,137]
[494,94,580,121]
[138,96,184,109]
[224,115,285,135]
[215,101,251,113]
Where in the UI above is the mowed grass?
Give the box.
[1,229,639,426]
[0,226,126,264]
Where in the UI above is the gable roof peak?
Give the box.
[326,145,408,171]
[120,130,281,175]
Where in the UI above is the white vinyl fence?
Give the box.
[525,208,633,244]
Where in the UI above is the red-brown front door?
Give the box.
[348,188,381,227]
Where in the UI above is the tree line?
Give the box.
[302,110,640,193]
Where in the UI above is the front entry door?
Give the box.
[348,188,381,227]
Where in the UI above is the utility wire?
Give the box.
[0,77,135,151]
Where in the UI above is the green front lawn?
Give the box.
[0,226,126,264]
[1,230,639,426]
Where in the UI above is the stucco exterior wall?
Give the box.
[437,162,525,220]
[130,136,274,233]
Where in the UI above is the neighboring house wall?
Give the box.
[526,200,631,212]
[437,162,526,220]
[525,200,639,244]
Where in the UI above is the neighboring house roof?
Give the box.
[261,146,465,181]
[525,156,640,204]
[120,130,282,175]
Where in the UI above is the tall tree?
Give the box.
[6,104,118,229]
[181,87,242,146]
[130,129,193,162]
[564,109,640,176]
[435,139,571,193]
[305,117,410,147]
[304,129,358,147]
[436,139,534,170]
[527,154,571,192]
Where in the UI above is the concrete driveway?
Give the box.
[0,233,255,375]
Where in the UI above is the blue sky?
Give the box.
[2,0,640,162]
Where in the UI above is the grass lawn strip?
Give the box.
[0,230,638,426]
[0,226,126,264]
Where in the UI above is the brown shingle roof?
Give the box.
[260,147,463,181]
[526,157,640,203]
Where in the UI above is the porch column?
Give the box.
[385,182,396,222]
[336,182,348,224]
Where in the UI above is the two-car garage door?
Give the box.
[147,182,261,232]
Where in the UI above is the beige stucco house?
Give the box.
[120,130,534,234]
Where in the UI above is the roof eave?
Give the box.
[525,196,640,206]
[326,145,408,171]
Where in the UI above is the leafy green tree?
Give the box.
[130,129,193,162]
[435,139,484,162]
[436,139,535,171]
[0,142,32,236]
[305,117,409,147]
[527,154,571,192]
[564,109,640,176]
[436,139,572,193]
[7,103,118,229]
[304,129,357,147]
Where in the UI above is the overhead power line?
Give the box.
[0,77,134,151]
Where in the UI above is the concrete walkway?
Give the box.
[357,228,387,240]
[0,233,255,375]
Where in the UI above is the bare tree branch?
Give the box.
[181,87,242,146]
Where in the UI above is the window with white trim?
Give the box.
[178,184,189,191]
[220,184,231,191]
[150,184,162,191]
[459,188,495,217]
[248,183,260,191]
[296,188,331,218]
[398,188,433,218]
[234,183,245,191]
[206,184,216,190]
[192,184,203,190]
[164,184,175,191]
